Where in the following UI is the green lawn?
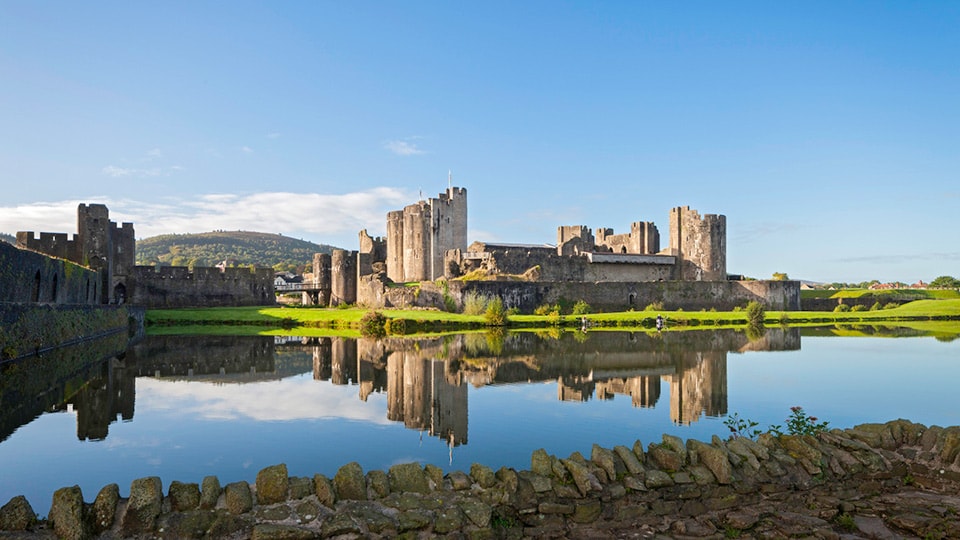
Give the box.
[145,298,960,337]
[801,288,960,300]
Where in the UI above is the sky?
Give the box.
[1,1,957,284]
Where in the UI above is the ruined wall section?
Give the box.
[129,266,274,308]
[557,226,593,256]
[330,249,357,305]
[358,230,386,282]
[669,206,726,281]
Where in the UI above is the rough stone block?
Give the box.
[200,476,221,510]
[531,448,553,477]
[470,463,496,488]
[224,481,253,515]
[334,462,367,501]
[591,444,618,480]
[367,470,391,498]
[47,486,90,539]
[389,463,429,494]
[614,445,644,475]
[251,523,316,539]
[459,498,493,527]
[255,463,289,505]
[313,474,335,507]
[169,480,201,511]
[424,464,444,488]
[288,476,314,500]
[561,458,602,496]
[644,469,675,489]
[91,483,118,533]
[121,476,163,536]
[648,444,683,472]
[0,495,37,532]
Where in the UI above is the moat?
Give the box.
[2,326,958,517]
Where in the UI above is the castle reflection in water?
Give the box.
[6,328,798,448]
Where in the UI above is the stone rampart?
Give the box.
[0,241,101,305]
[358,278,799,312]
[129,265,275,308]
[3,420,959,539]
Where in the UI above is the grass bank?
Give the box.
[145,299,960,336]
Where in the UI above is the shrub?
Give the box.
[644,301,663,311]
[834,303,851,312]
[571,300,591,315]
[485,297,507,326]
[359,310,387,337]
[850,304,867,312]
[870,301,882,311]
[883,302,900,310]
[534,304,553,316]
[745,301,765,326]
[462,291,489,315]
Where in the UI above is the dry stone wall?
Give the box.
[3,420,960,539]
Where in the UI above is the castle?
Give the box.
[303,185,797,312]
[2,186,798,312]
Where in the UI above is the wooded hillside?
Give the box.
[136,231,339,273]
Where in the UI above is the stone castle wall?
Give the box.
[358,276,800,312]
[129,266,274,308]
[0,240,101,305]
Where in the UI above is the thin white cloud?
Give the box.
[384,139,425,156]
[241,146,254,153]
[146,148,163,160]
[0,188,414,248]
[102,165,163,178]
[267,132,281,139]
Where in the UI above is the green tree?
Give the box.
[930,275,960,289]
[771,272,789,281]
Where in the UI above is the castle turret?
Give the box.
[669,206,726,281]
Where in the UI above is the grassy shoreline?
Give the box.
[145,299,960,336]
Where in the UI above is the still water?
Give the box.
[1,326,958,515]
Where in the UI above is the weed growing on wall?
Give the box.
[724,407,830,440]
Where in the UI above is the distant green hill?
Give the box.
[136,231,340,273]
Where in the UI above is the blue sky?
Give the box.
[1,2,957,284]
